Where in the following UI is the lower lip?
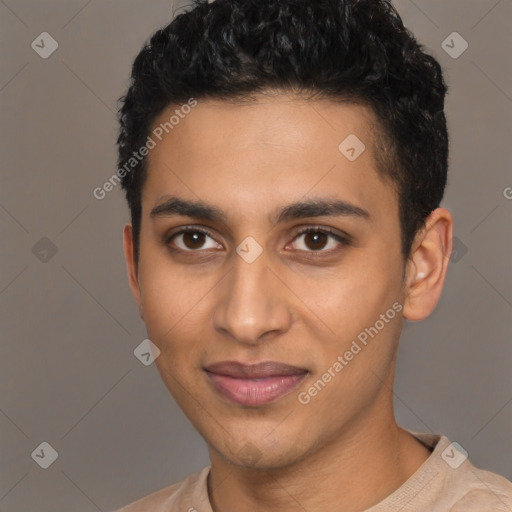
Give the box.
[205,371,308,406]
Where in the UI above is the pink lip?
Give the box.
[204,361,308,406]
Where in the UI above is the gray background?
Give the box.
[0,1,511,511]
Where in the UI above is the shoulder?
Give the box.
[114,466,211,512]
[448,465,512,511]
[382,431,512,512]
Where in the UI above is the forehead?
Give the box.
[142,93,396,224]
[149,93,378,155]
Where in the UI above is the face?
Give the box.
[125,93,411,469]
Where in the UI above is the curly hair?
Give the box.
[117,0,448,267]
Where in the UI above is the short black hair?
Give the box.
[117,0,448,268]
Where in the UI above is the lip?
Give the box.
[204,361,309,406]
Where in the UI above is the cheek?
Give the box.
[138,265,176,340]
[293,252,404,391]
[139,268,209,400]
[139,262,197,343]
[294,265,403,420]
[137,255,218,369]
[298,249,402,331]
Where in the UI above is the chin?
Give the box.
[212,431,309,471]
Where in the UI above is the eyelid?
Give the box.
[165,225,215,239]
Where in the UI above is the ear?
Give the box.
[123,223,143,318]
[402,208,453,321]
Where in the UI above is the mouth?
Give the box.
[203,360,309,407]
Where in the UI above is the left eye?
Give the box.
[289,228,348,252]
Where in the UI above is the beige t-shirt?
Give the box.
[115,431,512,511]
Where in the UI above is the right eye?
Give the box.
[166,227,223,252]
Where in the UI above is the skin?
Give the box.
[123,92,453,512]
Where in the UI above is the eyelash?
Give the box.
[164,225,352,255]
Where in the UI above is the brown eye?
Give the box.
[167,228,222,252]
[304,232,329,250]
[182,231,207,249]
[290,228,350,253]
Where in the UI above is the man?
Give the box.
[115,0,512,510]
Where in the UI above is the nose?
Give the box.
[212,251,293,346]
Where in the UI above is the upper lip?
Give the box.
[204,360,308,379]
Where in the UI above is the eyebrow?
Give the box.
[150,196,370,224]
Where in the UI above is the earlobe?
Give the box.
[402,208,453,321]
[122,223,143,312]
